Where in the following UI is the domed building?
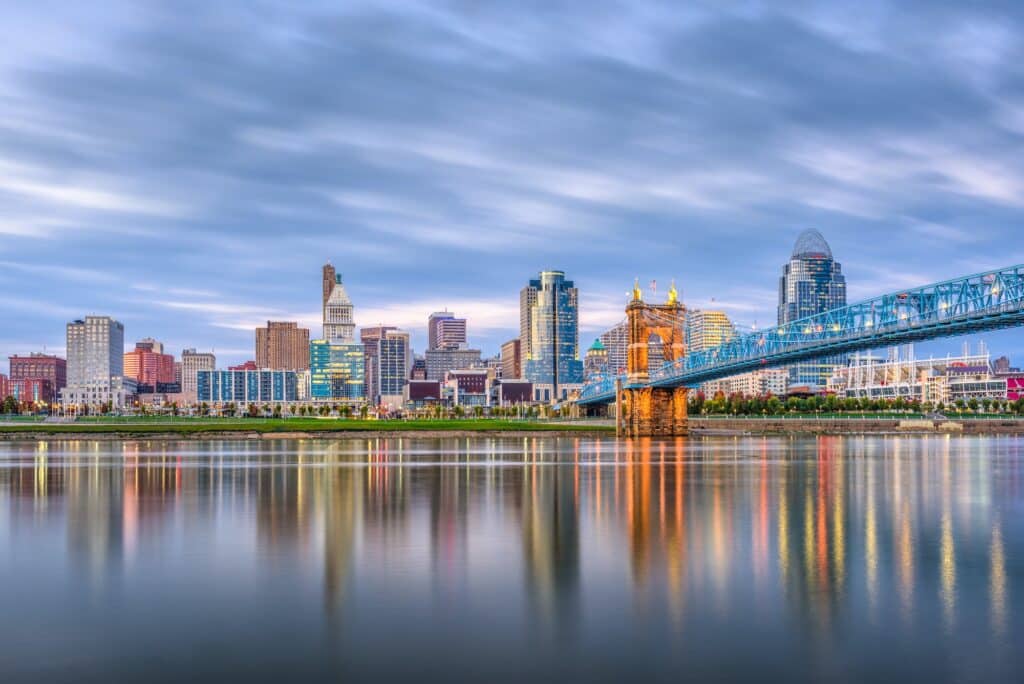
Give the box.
[778,229,847,388]
[583,338,609,381]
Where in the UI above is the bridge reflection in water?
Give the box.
[0,436,1020,680]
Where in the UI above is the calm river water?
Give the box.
[0,435,1021,682]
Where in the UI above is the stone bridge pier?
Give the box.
[616,280,689,437]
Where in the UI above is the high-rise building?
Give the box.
[522,270,583,390]
[685,310,736,353]
[323,274,356,342]
[378,330,412,408]
[428,311,467,350]
[322,262,336,323]
[255,321,310,370]
[309,339,366,402]
[61,316,131,408]
[598,322,628,376]
[778,229,847,388]
[124,339,175,389]
[180,348,216,398]
[424,348,483,381]
[9,353,66,402]
[0,374,9,401]
[501,338,522,380]
[360,325,397,404]
[519,284,538,361]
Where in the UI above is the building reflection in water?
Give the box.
[0,434,1018,647]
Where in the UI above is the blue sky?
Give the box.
[3,0,1024,368]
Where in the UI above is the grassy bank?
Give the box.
[0,418,613,435]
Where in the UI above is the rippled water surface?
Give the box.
[1,435,1021,682]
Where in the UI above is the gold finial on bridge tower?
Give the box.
[632,278,643,302]
[666,279,679,305]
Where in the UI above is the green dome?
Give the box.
[588,338,606,352]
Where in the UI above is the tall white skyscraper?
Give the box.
[324,274,356,342]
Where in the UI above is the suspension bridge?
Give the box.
[575,264,1024,436]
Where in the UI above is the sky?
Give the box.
[3,0,1024,369]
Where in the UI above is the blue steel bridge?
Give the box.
[578,263,1024,406]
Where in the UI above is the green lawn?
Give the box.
[0,418,613,434]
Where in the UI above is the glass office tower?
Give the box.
[778,229,847,388]
[309,339,366,401]
[522,270,583,390]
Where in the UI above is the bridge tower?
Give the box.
[619,280,689,437]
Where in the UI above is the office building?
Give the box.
[428,311,467,350]
[686,310,736,353]
[598,322,628,376]
[406,380,443,408]
[180,348,216,398]
[501,338,522,380]
[9,353,66,403]
[124,339,175,389]
[197,369,299,404]
[522,270,583,391]
[491,379,533,406]
[411,356,427,380]
[778,229,847,388]
[519,282,538,361]
[378,330,412,409]
[360,326,397,404]
[425,348,483,381]
[323,273,356,342]
[309,339,365,401]
[0,374,8,401]
[255,321,310,370]
[61,316,132,408]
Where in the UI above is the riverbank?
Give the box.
[0,418,615,441]
[690,417,1024,434]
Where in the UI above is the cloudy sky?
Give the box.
[3,0,1024,367]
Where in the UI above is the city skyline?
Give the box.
[4,2,1024,367]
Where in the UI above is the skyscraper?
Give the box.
[255,321,310,370]
[124,339,175,389]
[323,273,356,342]
[378,329,412,408]
[360,325,397,404]
[685,310,736,353]
[522,270,583,392]
[61,316,128,408]
[598,322,628,376]
[428,311,467,350]
[778,229,847,388]
[322,263,336,323]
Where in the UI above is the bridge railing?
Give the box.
[579,264,1024,401]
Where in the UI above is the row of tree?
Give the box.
[688,391,1024,416]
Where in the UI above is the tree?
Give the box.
[2,396,17,415]
[272,404,282,419]
[968,398,979,413]
[454,404,465,418]
[247,403,259,418]
[171,402,180,417]
[224,402,236,417]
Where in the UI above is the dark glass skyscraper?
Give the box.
[778,229,847,388]
[522,271,583,396]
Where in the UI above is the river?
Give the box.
[0,435,1020,682]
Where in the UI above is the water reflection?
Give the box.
[0,435,1021,681]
